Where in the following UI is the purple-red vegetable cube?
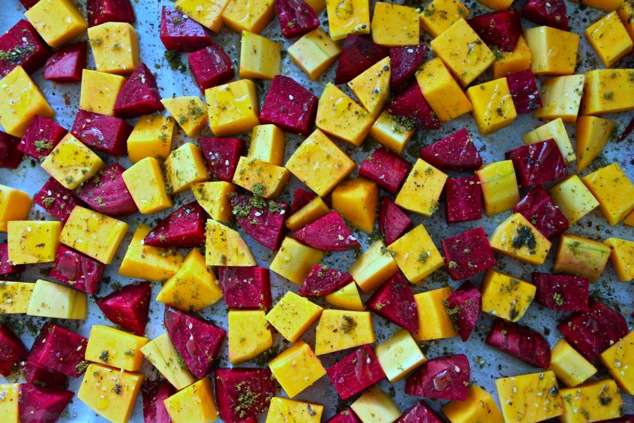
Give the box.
[260,75,318,135]
[300,264,353,297]
[49,245,105,295]
[22,361,69,389]
[33,177,81,222]
[379,198,413,246]
[327,345,387,400]
[390,44,427,90]
[335,35,389,85]
[114,63,164,118]
[71,110,133,156]
[467,9,522,52]
[367,271,418,333]
[188,44,234,91]
[359,148,412,194]
[0,20,50,77]
[294,211,360,251]
[19,383,74,423]
[142,379,174,423]
[522,0,568,31]
[18,115,67,160]
[506,69,542,114]
[214,368,276,423]
[0,323,28,376]
[513,185,569,239]
[387,82,440,130]
[27,322,88,378]
[87,0,136,27]
[144,201,207,248]
[532,272,589,312]
[396,400,445,423]
[74,163,139,216]
[290,187,317,215]
[43,42,87,83]
[405,354,471,401]
[505,139,567,187]
[198,137,245,182]
[160,6,213,52]
[445,176,483,224]
[275,0,320,38]
[96,281,152,336]
[485,319,551,369]
[231,193,289,251]
[419,128,482,171]
[0,131,23,169]
[218,266,272,308]
[0,243,26,275]
[443,280,482,342]
[441,227,497,281]
[328,408,360,423]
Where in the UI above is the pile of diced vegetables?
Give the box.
[0,0,634,421]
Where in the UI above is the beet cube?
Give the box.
[294,211,360,251]
[71,110,133,156]
[22,361,69,389]
[198,137,245,182]
[505,139,566,188]
[405,355,471,401]
[299,264,353,297]
[290,188,317,215]
[443,280,482,342]
[214,368,276,423]
[467,9,522,52]
[387,82,440,130]
[532,272,589,312]
[275,0,320,38]
[27,322,88,378]
[419,128,482,171]
[522,0,568,31]
[0,20,51,77]
[188,44,234,91]
[441,228,496,281]
[260,75,319,135]
[379,198,413,246]
[231,193,289,251]
[513,185,569,239]
[0,243,26,275]
[558,300,628,361]
[19,383,74,423]
[0,131,23,169]
[18,115,67,160]
[390,44,427,90]
[142,379,174,423]
[335,35,389,85]
[33,177,81,222]
[87,0,136,27]
[445,176,482,224]
[328,408,360,423]
[160,6,213,52]
[485,319,550,369]
[327,345,386,400]
[164,306,226,379]
[396,400,445,423]
[218,266,272,308]
[367,271,418,333]
[0,323,28,376]
[144,201,207,248]
[506,69,542,114]
[19,0,39,8]
[96,281,152,336]
[114,63,164,118]
[75,163,138,216]
[359,148,412,194]
[49,246,105,294]
[43,42,87,83]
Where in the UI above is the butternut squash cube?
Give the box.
[41,133,105,190]
[315,309,375,355]
[351,387,401,422]
[228,309,272,364]
[523,117,575,163]
[221,0,275,34]
[288,28,341,81]
[549,338,597,388]
[305,0,325,12]
[325,282,364,311]
[569,0,624,12]
[119,224,183,280]
[127,115,175,163]
[388,224,444,285]
[575,116,615,172]
[413,287,458,341]
[554,234,611,282]
[489,213,552,266]
[26,279,87,319]
[618,0,634,41]
[348,56,391,117]
[268,341,326,398]
[140,333,195,390]
[164,143,209,195]
[332,177,378,233]
[524,26,580,76]
[476,0,513,10]
[585,11,632,68]
[240,31,280,80]
[533,74,585,123]
[476,160,520,216]
[548,175,599,225]
[0,66,54,137]
[161,96,207,137]
[375,329,426,382]
[192,181,236,224]
[492,36,532,79]
[369,110,416,153]
[348,239,398,293]
[79,70,127,117]
[395,159,447,217]
[285,196,330,232]
[326,0,370,41]
[248,124,285,166]
[78,363,143,423]
[164,377,218,423]
[604,237,634,282]
[85,325,148,372]
[495,371,563,423]
[443,385,504,423]
[122,157,173,214]
[581,69,634,116]
[371,3,419,47]
[266,291,322,342]
[205,79,260,137]
[599,329,634,394]
[0,185,32,232]
[88,22,139,75]
[0,282,34,314]
[625,209,634,226]
[581,163,634,226]
[232,157,290,199]
[430,18,495,87]
[175,0,230,32]
[419,0,470,38]
[0,384,19,423]
[559,380,623,423]
[24,0,87,48]
[316,83,374,147]
[466,78,517,134]
[270,237,324,284]
[481,269,535,322]
[266,397,323,423]
[205,219,256,267]
[285,129,355,197]
[8,221,61,265]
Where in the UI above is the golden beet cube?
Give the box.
[476,160,520,216]
[413,287,458,341]
[122,157,173,214]
[523,117,575,163]
[248,124,285,166]
[85,325,148,372]
[388,224,444,285]
[266,291,323,342]
[559,379,623,423]
[549,338,597,388]
[192,181,236,224]
[270,237,324,284]
[533,74,585,123]
[268,341,326,398]
[228,309,272,364]
[266,398,323,423]
[164,377,218,423]
[140,333,195,390]
[240,31,281,80]
[348,56,391,118]
[25,0,87,48]
[0,384,19,423]
[326,0,370,41]
[581,69,634,116]
[8,221,61,265]
[375,329,426,382]
[495,371,563,423]
[164,142,209,195]
[79,69,126,117]
[332,177,378,233]
[369,110,416,153]
[315,309,375,355]
[524,26,580,76]
[206,79,260,137]
[175,0,230,32]
[548,175,599,225]
[205,219,256,267]
[348,239,398,293]
[395,158,447,217]
[604,237,634,282]
[466,78,517,135]
[41,134,105,190]
[585,11,632,68]
[285,196,330,232]
[26,279,87,320]
[481,269,535,322]
[619,0,634,41]
[0,185,32,232]
[221,0,275,34]
[127,115,175,163]
[325,282,365,311]
[554,234,611,282]
[232,157,290,199]
[443,385,504,423]
[88,22,139,75]
[371,2,419,47]
[489,213,552,266]
[0,282,34,314]
[576,116,615,172]
[492,36,532,79]
[600,329,634,395]
[420,0,470,38]
[581,163,634,226]
[288,28,341,81]
[351,387,401,422]
[161,96,208,137]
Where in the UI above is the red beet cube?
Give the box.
[328,408,360,423]
[327,345,386,400]
[290,187,317,215]
[0,20,51,77]
[142,379,174,423]
[71,110,133,156]
[87,0,136,27]
[214,368,276,423]
[359,147,412,194]
[505,139,567,188]
[276,0,320,38]
[513,185,569,239]
[445,176,483,224]
[43,42,87,83]
[114,63,164,118]
[75,163,138,216]
[467,9,522,52]
[96,281,152,336]
[485,319,550,368]
[532,272,589,312]
[0,131,23,169]
[522,0,568,31]
[19,383,74,423]
[390,44,427,90]
[294,211,360,251]
[22,361,69,389]
[367,271,418,333]
[419,128,482,171]
[0,323,27,376]
[334,35,389,85]
[164,306,226,379]
[396,400,445,423]
[198,137,245,182]
[188,44,234,91]
[379,198,413,246]
[160,6,213,52]
[443,280,482,342]
[18,115,67,160]
[387,82,440,130]
[231,193,289,251]
[441,227,496,281]
[49,246,105,295]
[144,201,207,248]
[506,69,542,114]
[33,177,81,222]
[218,266,272,308]
[405,355,471,401]
[299,264,353,297]
[260,75,319,135]
[20,0,40,8]
[0,243,26,275]
[27,322,88,378]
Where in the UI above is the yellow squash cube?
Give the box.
[443,385,504,423]
[332,177,378,233]
[548,175,599,224]
[582,163,634,225]
[88,23,139,75]
[416,58,473,123]
[161,96,208,137]
[348,56,391,118]
[164,142,209,195]
[524,26,580,75]
[619,0,634,41]
[466,78,517,135]
[26,279,87,320]
[206,79,259,136]
[119,224,183,281]
[248,124,285,166]
[269,237,324,284]
[326,0,370,41]
[222,0,275,34]
[351,387,401,422]
[315,309,375,355]
[554,234,611,282]
[625,209,634,226]
[430,18,495,87]
[122,157,173,214]
[316,83,374,147]
[140,333,195,390]
[481,270,535,322]
[395,159,447,217]
[127,115,175,163]
[492,36,532,79]
[285,129,356,197]
[41,133,105,190]
[604,237,634,281]
[581,68,634,116]
[476,0,513,9]
[420,0,470,38]
[495,371,563,423]
[268,341,326,398]
[413,287,458,341]
[0,282,34,314]
[192,181,236,223]
[534,74,585,123]
[85,325,148,371]
[549,338,597,387]
[489,213,552,266]
[8,221,61,265]
[585,11,632,68]
[175,0,230,32]
[266,398,323,423]
[164,377,218,423]
[523,117,575,163]
[0,185,32,232]
[388,224,444,285]
[559,380,623,423]
[600,329,634,394]
[288,28,341,81]
[476,160,520,216]
[576,116,615,172]
[79,70,127,117]
[266,291,323,342]
[375,329,426,382]
[240,31,280,80]
[24,0,87,48]
[285,196,330,232]
[232,157,290,199]
[325,282,365,311]
[228,309,272,364]
[0,384,19,423]
[371,3,419,47]
[157,248,222,312]
[78,363,143,423]
[569,0,624,12]
[305,0,325,12]
[205,219,256,267]
[369,110,416,153]
[348,239,398,293]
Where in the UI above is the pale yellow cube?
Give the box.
[534,75,585,123]
[375,329,426,382]
[25,0,87,48]
[325,282,365,311]
[164,377,218,423]
[581,163,634,226]
[476,160,520,216]
[315,309,375,355]
[248,124,285,166]
[523,117,575,163]
[175,0,230,32]
[79,70,127,117]
[288,28,341,81]
[348,239,398,293]
[369,110,416,153]
[348,57,391,118]
[476,0,514,10]
[192,181,236,223]
[0,384,19,423]
[466,78,517,135]
[270,237,324,284]
[122,157,173,214]
[266,291,323,342]
[232,156,290,199]
[266,398,323,423]
[549,339,597,388]
[581,69,634,116]
[206,79,260,137]
[524,26,580,76]
[413,287,458,341]
[8,221,61,265]
[395,158,447,217]
[140,333,195,390]
[228,309,272,364]
[26,279,87,320]
[371,3,419,47]
[0,185,32,232]
[164,143,209,194]
[161,96,208,137]
[585,11,633,68]
[127,115,175,163]
[554,234,611,283]
[326,0,370,41]
[0,282,34,314]
[268,341,326,398]
[85,325,148,371]
[41,133,105,190]
[549,175,599,224]
[88,23,139,75]
[222,0,275,34]
[240,31,281,80]
[205,219,256,267]
[351,387,401,423]
[388,224,444,285]
[119,224,183,281]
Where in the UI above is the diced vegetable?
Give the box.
[0,20,50,77]
[495,371,563,423]
[443,280,482,342]
[22,361,69,390]
[486,319,551,369]
[49,245,105,294]
[19,383,74,423]
[27,322,88,378]
[334,35,388,84]
[71,110,132,156]
[188,44,235,91]
[87,0,136,27]
[375,330,426,383]
[266,291,323,342]
[0,323,27,377]
[75,163,139,217]
[275,0,320,38]
[420,128,482,171]
[33,177,81,222]
[389,44,426,90]
[231,193,289,251]
[467,9,522,52]
[441,227,497,281]
[214,368,276,423]
[18,115,67,160]
[405,354,471,401]
[387,82,440,131]
[96,281,151,336]
[350,387,401,423]
[532,272,589,312]
[327,344,386,400]
[300,264,353,297]
[218,266,272,308]
[198,136,245,183]
[445,176,483,224]
[367,271,418,333]
[43,41,86,83]
[513,185,569,239]
[260,75,318,135]
[269,341,325,398]
[522,0,568,30]
[141,379,173,423]
[378,198,412,246]
[159,6,212,52]
[0,132,23,169]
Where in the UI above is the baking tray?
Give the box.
[0,0,633,421]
